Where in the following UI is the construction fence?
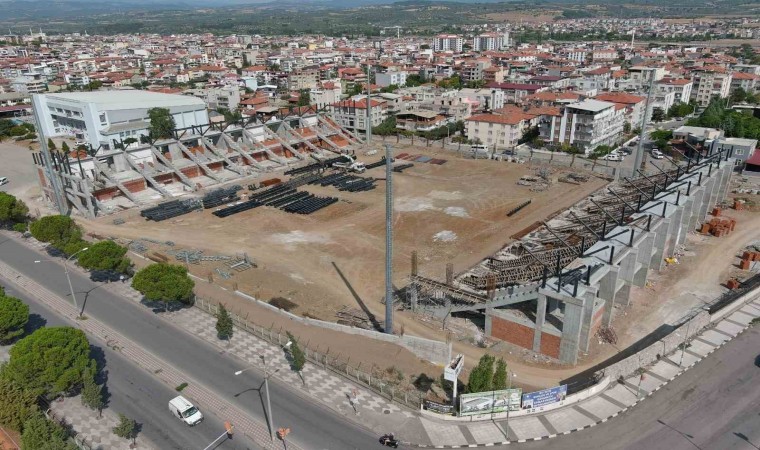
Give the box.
[194,298,426,410]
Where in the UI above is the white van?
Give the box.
[169,396,203,426]
[471,144,490,155]
[0,177,8,186]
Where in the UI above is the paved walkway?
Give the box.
[49,395,154,450]
[8,233,760,448]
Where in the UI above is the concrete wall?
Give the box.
[234,291,452,366]
[599,310,710,382]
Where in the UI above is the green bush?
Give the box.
[131,263,194,306]
[12,222,27,233]
[77,240,132,274]
[6,326,94,397]
[0,293,29,343]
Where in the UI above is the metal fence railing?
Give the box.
[40,398,94,450]
[194,298,425,410]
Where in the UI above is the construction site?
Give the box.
[33,108,739,372]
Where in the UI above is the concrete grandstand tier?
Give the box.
[410,149,735,364]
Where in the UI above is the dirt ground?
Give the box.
[82,147,606,324]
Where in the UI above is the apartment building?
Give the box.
[459,87,505,112]
[396,110,449,132]
[375,71,407,88]
[432,34,464,53]
[730,72,758,95]
[627,66,666,89]
[11,74,47,94]
[465,111,528,151]
[656,78,693,104]
[595,92,646,128]
[288,68,320,91]
[460,60,491,83]
[328,98,386,133]
[398,87,473,121]
[540,99,625,152]
[483,66,507,84]
[690,68,732,106]
[206,85,241,111]
[472,33,506,52]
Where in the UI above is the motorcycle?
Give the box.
[379,433,399,448]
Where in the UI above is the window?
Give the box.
[735,149,745,156]
[99,113,107,124]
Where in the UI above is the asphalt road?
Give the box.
[1,282,249,450]
[519,324,760,450]
[0,236,384,450]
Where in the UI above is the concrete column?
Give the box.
[678,198,694,245]
[558,299,584,365]
[718,163,733,203]
[532,294,547,352]
[698,176,716,220]
[578,290,597,353]
[617,249,638,306]
[599,266,619,327]
[706,172,720,215]
[485,308,493,336]
[688,188,705,232]
[409,283,418,311]
[666,206,683,258]
[650,218,669,271]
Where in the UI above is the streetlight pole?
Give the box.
[234,355,279,441]
[35,246,89,318]
[506,371,516,441]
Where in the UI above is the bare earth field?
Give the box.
[84,148,607,325]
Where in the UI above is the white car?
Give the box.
[0,177,8,186]
[602,153,623,162]
[651,149,664,159]
[168,396,203,426]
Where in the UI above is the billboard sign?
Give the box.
[458,388,522,416]
[424,400,455,415]
[520,385,568,411]
[443,354,464,382]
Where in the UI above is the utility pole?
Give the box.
[366,64,372,144]
[32,94,68,215]
[384,143,394,334]
[633,75,656,178]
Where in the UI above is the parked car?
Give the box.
[602,153,624,162]
[651,149,664,159]
[619,147,633,155]
[0,176,8,186]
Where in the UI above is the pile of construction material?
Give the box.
[141,199,200,222]
[700,208,736,237]
[393,163,414,173]
[202,185,243,209]
[311,173,376,192]
[284,162,323,176]
[213,183,338,217]
[365,156,392,170]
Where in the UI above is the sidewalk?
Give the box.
[48,395,154,450]
[7,232,760,448]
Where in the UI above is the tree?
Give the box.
[297,89,311,107]
[77,240,132,274]
[0,192,29,224]
[0,293,29,343]
[112,414,138,445]
[147,107,176,140]
[131,263,195,308]
[492,358,507,390]
[286,332,306,381]
[623,121,632,134]
[467,354,495,393]
[651,107,666,123]
[80,369,105,418]
[731,87,747,104]
[60,141,70,155]
[6,327,93,397]
[21,413,76,450]
[215,303,234,341]
[47,138,56,151]
[29,215,84,255]
[0,375,38,432]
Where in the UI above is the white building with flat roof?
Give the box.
[541,99,625,152]
[34,90,208,151]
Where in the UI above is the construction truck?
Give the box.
[332,155,366,173]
